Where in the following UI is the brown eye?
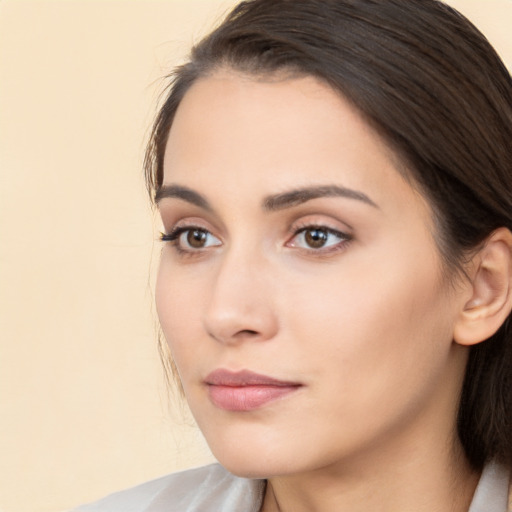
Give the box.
[161,226,222,252]
[287,225,351,252]
[304,228,329,248]
[186,229,208,248]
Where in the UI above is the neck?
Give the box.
[261,436,479,512]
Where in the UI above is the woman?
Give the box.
[75,0,512,510]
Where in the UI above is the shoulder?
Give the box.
[72,463,265,512]
[469,460,511,512]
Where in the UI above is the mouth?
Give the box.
[204,369,303,412]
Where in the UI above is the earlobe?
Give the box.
[453,228,512,346]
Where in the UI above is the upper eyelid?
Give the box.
[288,225,352,244]
[293,225,350,237]
[160,226,222,252]
[161,216,218,233]
[161,225,219,243]
[173,209,226,230]
[288,216,353,236]
[158,203,224,231]
[160,214,354,238]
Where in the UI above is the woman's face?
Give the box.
[156,72,468,478]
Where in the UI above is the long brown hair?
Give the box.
[145,0,512,470]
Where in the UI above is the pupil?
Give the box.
[305,228,327,248]
[187,229,207,248]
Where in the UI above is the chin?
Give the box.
[206,438,275,478]
[215,454,292,480]
[204,428,321,480]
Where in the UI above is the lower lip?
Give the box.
[207,384,300,411]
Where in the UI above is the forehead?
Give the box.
[162,71,428,219]
[165,71,378,151]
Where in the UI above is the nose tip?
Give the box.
[203,259,279,345]
[204,304,279,345]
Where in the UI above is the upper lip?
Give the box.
[204,369,302,387]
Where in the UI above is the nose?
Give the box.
[203,247,279,345]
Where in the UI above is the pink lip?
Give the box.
[204,369,302,412]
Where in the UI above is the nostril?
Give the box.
[230,329,263,341]
[237,329,259,337]
[206,328,261,344]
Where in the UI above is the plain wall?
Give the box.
[0,1,510,511]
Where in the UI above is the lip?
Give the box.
[204,369,302,412]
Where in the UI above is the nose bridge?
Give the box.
[203,239,278,344]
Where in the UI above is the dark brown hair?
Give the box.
[145,0,512,470]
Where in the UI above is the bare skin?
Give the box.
[156,71,490,511]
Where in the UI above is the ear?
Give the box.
[454,227,512,346]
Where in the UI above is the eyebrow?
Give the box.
[262,185,378,211]
[155,183,378,211]
[155,184,213,211]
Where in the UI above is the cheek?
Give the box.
[155,257,204,365]
[283,246,455,407]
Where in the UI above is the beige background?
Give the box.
[0,1,510,511]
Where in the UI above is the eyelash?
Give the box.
[286,224,352,254]
[159,226,220,255]
[159,223,352,256]
[160,226,201,243]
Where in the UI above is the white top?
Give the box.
[73,461,510,512]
